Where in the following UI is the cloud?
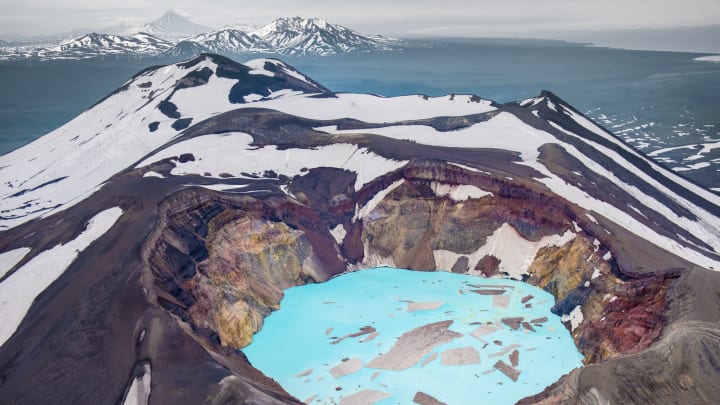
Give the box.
[0,0,719,37]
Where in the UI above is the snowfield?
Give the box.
[137,133,408,191]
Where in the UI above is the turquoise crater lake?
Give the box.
[244,267,583,404]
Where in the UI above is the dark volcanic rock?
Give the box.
[413,391,447,405]
[501,317,524,330]
[510,349,520,367]
[172,118,193,131]
[471,289,506,295]
[475,255,501,276]
[158,99,180,119]
[450,255,470,273]
[494,360,521,382]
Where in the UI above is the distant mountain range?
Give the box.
[0,11,401,60]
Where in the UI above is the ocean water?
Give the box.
[243,267,583,405]
[1,39,718,187]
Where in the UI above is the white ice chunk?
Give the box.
[432,182,492,202]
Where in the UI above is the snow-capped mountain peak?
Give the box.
[249,17,397,56]
[190,29,263,54]
[143,10,212,40]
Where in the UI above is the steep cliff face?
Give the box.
[143,191,324,349]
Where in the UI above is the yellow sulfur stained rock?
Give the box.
[215,300,262,348]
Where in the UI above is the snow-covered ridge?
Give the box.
[247,16,399,56]
[1,53,719,273]
[136,133,408,191]
[0,54,325,230]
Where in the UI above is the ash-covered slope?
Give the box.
[1,54,719,405]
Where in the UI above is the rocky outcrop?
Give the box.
[143,190,335,349]
[527,235,675,363]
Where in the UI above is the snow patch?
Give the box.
[330,224,347,245]
[674,161,711,172]
[434,223,576,280]
[602,251,612,261]
[123,363,151,405]
[431,182,492,201]
[0,57,229,231]
[186,183,249,192]
[572,221,582,232]
[586,213,598,224]
[0,248,31,279]
[256,93,496,123]
[304,112,720,269]
[137,133,407,191]
[142,171,165,179]
[243,93,264,102]
[357,179,405,220]
[0,207,123,348]
[448,162,492,175]
[244,58,275,77]
[562,305,584,331]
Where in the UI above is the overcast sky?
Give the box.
[2,0,719,38]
